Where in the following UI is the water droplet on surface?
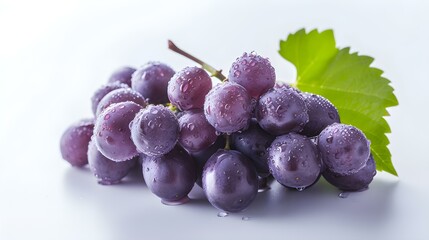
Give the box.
[217,212,229,217]
[242,216,251,221]
[339,192,350,198]
[296,187,305,192]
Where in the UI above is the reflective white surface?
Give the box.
[1,0,428,239]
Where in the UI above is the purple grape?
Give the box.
[301,93,340,137]
[268,133,321,189]
[94,101,143,161]
[228,52,276,98]
[95,88,147,116]
[323,154,376,191]
[256,86,309,135]
[142,146,197,205]
[317,123,370,175]
[191,136,226,187]
[131,105,179,156]
[178,109,217,152]
[131,62,175,104]
[91,82,129,115]
[87,140,137,185]
[107,66,136,87]
[204,82,252,134]
[60,119,94,167]
[202,149,258,213]
[168,67,212,111]
[231,119,275,177]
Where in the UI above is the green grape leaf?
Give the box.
[279,29,398,176]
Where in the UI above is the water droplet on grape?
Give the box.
[234,70,241,77]
[104,114,110,120]
[105,136,114,145]
[326,136,333,143]
[180,82,189,92]
[151,108,159,115]
[334,152,341,159]
[296,187,305,191]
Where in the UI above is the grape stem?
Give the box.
[224,134,231,150]
[168,40,227,81]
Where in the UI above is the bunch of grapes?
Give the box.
[60,45,376,214]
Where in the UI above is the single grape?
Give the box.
[91,82,129,115]
[191,136,226,187]
[95,88,147,116]
[87,140,137,185]
[168,67,212,110]
[204,82,252,134]
[317,123,370,175]
[301,93,340,137]
[268,133,321,189]
[131,105,179,156]
[178,109,217,152]
[202,149,258,213]
[231,119,275,177]
[256,86,308,135]
[60,119,94,167]
[228,52,275,98]
[142,146,197,205]
[107,66,136,87]
[131,62,175,104]
[94,101,143,161]
[323,154,376,191]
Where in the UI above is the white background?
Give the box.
[1,0,428,239]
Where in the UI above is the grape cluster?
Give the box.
[60,53,376,214]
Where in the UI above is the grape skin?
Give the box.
[87,140,137,185]
[231,119,275,177]
[60,119,94,167]
[168,67,212,111]
[323,155,376,191]
[95,88,147,116]
[228,52,276,98]
[142,146,197,204]
[191,136,226,187]
[256,86,309,135]
[107,66,136,87]
[202,149,258,213]
[317,123,370,175]
[131,105,179,157]
[94,101,143,162]
[204,82,252,134]
[131,62,175,104]
[91,82,129,115]
[268,133,321,189]
[178,109,217,152]
[301,93,340,137]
